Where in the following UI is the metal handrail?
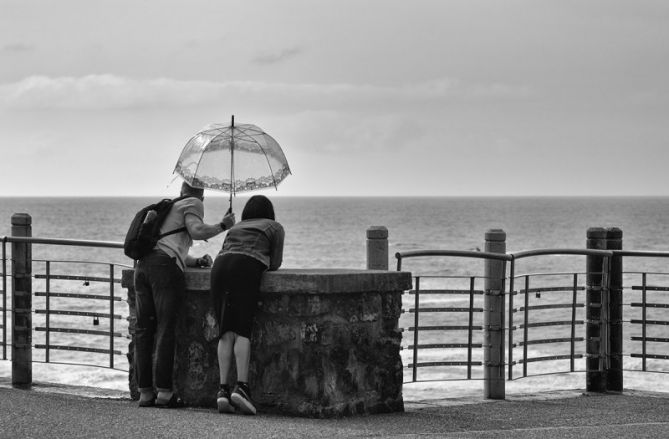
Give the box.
[399,247,621,384]
[511,248,614,260]
[396,249,512,271]
[614,250,669,258]
[3,236,123,249]
[1,235,128,371]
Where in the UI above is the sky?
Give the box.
[1,0,668,197]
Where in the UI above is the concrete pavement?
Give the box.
[1,380,669,438]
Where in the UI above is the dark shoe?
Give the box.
[138,391,156,407]
[138,398,155,408]
[155,394,185,409]
[216,388,235,414]
[231,384,256,415]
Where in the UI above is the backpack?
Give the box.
[123,196,190,260]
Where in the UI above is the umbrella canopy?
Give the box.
[174,116,291,208]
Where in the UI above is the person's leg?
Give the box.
[224,254,265,415]
[216,332,236,413]
[233,335,252,382]
[151,257,185,402]
[218,332,235,384]
[133,265,157,406]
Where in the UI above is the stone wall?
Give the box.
[122,268,412,417]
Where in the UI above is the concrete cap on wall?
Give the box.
[122,268,413,294]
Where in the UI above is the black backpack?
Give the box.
[123,196,190,260]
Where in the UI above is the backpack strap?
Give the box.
[157,226,188,239]
[156,195,196,240]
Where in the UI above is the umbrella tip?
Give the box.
[231,115,235,127]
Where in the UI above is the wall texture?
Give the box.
[122,268,412,417]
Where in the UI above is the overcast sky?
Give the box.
[1,0,668,197]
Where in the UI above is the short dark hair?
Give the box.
[242,195,275,221]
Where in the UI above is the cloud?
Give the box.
[0,74,535,111]
[1,43,34,53]
[252,46,303,65]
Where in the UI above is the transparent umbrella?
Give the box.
[174,115,291,211]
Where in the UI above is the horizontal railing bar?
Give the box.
[408,361,483,368]
[512,249,613,260]
[408,275,486,280]
[408,325,483,331]
[630,302,669,308]
[630,286,669,292]
[35,292,124,301]
[406,289,484,295]
[520,287,585,294]
[625,271,669,276]
[517,337,584,346]
[516,304,584,312]
[35,310,123,319]
[408,343,483,349]
[397,250,512,261]
[631,336,669,343]
[408,307,484,313]
[34,344,122,355]
[630,319,669,326]
[35,327,123,337]
[519,320,583,328]
[32,359,129,372]
[615,250,669,258]
[4,236,123,249]
[512,271,588,278]
[630,353,669,360]
[518,354,583,364]
[34,274,121,283]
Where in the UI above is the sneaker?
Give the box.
[138,390,155,408]
[216,388,235,414]
[230,384,256,415]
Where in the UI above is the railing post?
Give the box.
[484,229,506,399]
[11,213,32,386]
[367,226,389,270]
[606,227,623,392]
[586,227,607,392]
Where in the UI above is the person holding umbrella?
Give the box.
[210,195,284,415]
[134,182,236,408]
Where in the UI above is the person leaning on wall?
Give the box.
[134,182,236,408]
[210,194,284,415]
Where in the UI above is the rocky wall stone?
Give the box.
[122,268,412,417]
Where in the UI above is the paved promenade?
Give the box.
[1,379,669,438]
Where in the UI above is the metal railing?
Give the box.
[508,249,613,381]
[397,250,511,383]
[404,274,485,382]
[618,251,669,375]
[395,247,669,389]
[508,271,586,379]
[1,236,129,373]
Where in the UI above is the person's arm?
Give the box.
[185,253,213,268]
[268,225,284,271]
[185,212,235,240]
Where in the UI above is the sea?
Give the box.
[2,196,669,398]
